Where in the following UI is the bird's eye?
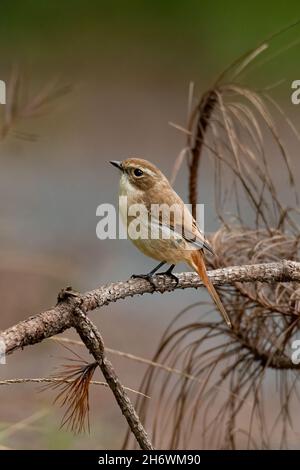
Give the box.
[133,168,144,177]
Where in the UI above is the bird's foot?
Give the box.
[130,273,157,289]
[57,286,80,304]
[160,272,179,286]
[159,265,179,286]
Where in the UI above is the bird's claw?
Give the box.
[159,271,179,287]
[130,273,157,289]
[57,286,80,304]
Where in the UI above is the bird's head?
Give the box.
[110,157,168,192]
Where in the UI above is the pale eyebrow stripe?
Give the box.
[142,168,156,177]
[129,166,156,177]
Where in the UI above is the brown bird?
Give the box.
[110,157,232,328]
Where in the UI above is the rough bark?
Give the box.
[1,260,299,356]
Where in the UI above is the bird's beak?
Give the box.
[109,160,123,171]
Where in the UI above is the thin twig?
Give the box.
[188,89,217,217]
[0,377,148,397]
[71,305,154,450]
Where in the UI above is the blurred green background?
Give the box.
[0,0,300,450]
[0,0,299,82]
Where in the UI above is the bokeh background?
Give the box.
[0,0,300,449]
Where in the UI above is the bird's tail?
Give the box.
[189,251,232,328]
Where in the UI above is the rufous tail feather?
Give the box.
[190,251,232,328]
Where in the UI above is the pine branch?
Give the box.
[1,260,300,356]
[1,259,300,449]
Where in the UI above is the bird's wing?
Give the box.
[173,219,214,254]
[150,204,214,254]
[145,183,214,254]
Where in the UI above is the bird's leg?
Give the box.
[159,264,179,286]
[130,261,166,288]
[56,286,81,305]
